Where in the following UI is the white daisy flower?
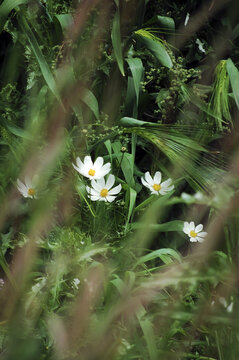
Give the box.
[72,155,111,180]
[141,171,174,195]
[183,221,207,243]
[86,174,121,202]
[17,176,38,199]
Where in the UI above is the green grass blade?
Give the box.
[111,4,125,76]
[226,58,239,109]
[18,14,62,104]
[0,0,28,33]
[80,87,99,120]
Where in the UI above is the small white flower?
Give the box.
[72,155,111,180]
[183,221,207,243]
[17,176,38,199]
[86,174,121,202]
[141,171,174,195]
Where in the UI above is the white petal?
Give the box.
[149,189,159,195]
[86,187,98,196]
[99,197,107,202]
[108,184,121,195]
[84,156,93,167]
[106,195,116,202]
[94,157,104,169]
[96,177,106,188]
[91,179,102,192]
[153,171,161,184]
[141,177,151,189]
[25,176,32,189]
[197,231,207,238]
[72,163,88,177]
[86,186,91,193]
[106,174,115,189]
[161,178,172,188]
[159,188,172,195]
[17,179,26,190]
[96,163,111,178]
[158,190,168,195]
[189,221,195,231]
[89,195,100,201]
[144,172,154,185]
[196,236,205,243]
[17,181,28,196]
[183,222,190,234]
[76,157,84,169]
[190,237,197,242]
[195,224,203,233]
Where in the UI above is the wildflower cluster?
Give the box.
[16,155,208,243]
[72,155,121,202]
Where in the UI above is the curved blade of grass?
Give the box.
[126,58,144,107]
[226,58,239,109]
[80,87,99,120]
[125,187,137,231]
[111,3,125,76]
[18,14,62,105]
[0,0,28,33]
[134,248,181,268]
[137,305,158,360]
[131,220,184,232]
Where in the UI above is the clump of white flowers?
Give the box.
[73,155,121,203]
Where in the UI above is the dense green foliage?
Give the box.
[1,0,239,359]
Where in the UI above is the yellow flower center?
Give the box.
[190,230,197,238]
[88,169,96,176]
[153,183,161,191]
[100,188,108,197]
[28,188,35,196]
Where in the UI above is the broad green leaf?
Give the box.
[111,6,125,76]
[0,0,28,33]
[104,139,113,162]
[145,15,175,32]
[135,29,173,68]
[226,58,239,109]
[125,77,137,117]
[126,58,144,107]
[111,274,126,295]
[55,14,73,31]
[80,87,99,120]
[18,15,62,104]
[6,125,32,140]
